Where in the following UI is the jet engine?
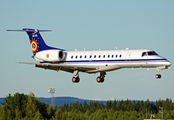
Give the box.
[34,50,66,62]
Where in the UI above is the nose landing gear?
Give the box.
[156,68,162,79]
[156,74,161,79]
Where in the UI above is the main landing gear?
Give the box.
[72,77,80,83]
[72,70,81,83]
[71,71,106,83]
[96,72,106,83]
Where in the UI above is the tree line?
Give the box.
[0,92,174,120]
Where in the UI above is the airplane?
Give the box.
[7,28,171,83]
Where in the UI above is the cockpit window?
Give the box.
[142,51,158,57]
[147,51,158,56]
[142,52,147,57]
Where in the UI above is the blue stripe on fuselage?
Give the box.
[40,59,168,64]
[65,59,167,62]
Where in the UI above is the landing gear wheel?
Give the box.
[76,77,80,83]
[96,77,104,83]
[72,77,76,83]
[96,77,101,83]
[72,77,80,83]
[101,78,104,83]
[155,74,161,79]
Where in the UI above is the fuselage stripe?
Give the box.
[40,59,168,64]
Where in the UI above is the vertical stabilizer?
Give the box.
[7,28,65,56]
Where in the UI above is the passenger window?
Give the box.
[99,55,101,58]
[71,56,73,59]
[76,56,78,59]
[103,55,105,58]
[94,55,96,58]
[90,55,92,58]
[84,55,87,58]
[116,55,118,58]
[108,55,110,58]
[119,55,122,58]
[112,55,114,58]
[80,56,82,59]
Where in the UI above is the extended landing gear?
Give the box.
[156,68,162,79]
[96,77,104,83]
[72,77,80,83]
[72,70,81,83]
[156,74,161,79]
[96,72,106,83]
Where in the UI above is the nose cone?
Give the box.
[165,60,172,68]
[168,61,172,66]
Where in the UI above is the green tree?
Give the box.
[85,109,91,118]
[15,106,22,120]
[46,104,54,119]
[33,110,43,120]
[25,92,38,119]
[55,108,66,120]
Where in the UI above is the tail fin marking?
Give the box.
[7,28,65,56]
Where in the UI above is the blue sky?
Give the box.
[0,0,174,101]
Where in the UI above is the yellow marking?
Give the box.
[37,64,39,65]
[33,64,35,65]
[42,64,44,66]
[46,65,48,66]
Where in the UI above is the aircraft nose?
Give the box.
[166,61,172,68]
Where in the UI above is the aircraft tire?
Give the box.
[96,77,104,83]
[72,77,76,83]
[101,78,104,83]
[155,74,161,79]
[96,77,101,83]
[76,77,80,83]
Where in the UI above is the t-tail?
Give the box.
[6,28,64,56]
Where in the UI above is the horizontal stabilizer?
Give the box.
[6,28,51,32]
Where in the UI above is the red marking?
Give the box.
[46,54,49,58]
[31,40,38,52]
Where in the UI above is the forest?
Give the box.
[0,92,174,120]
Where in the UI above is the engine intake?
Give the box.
[58,50,66,61]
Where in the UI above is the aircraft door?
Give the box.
[126,53,131,64]
[141,52,148,66]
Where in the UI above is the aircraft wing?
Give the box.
[18,62,98,73]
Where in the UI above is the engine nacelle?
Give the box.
[35,50,66,62]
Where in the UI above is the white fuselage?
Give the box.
[35,49,171,74]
